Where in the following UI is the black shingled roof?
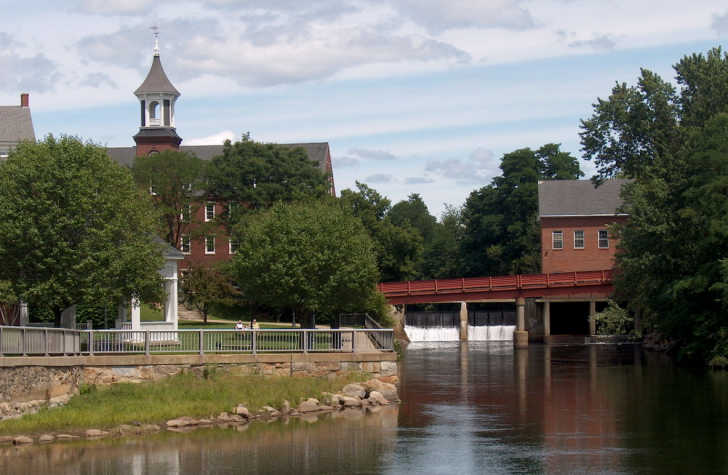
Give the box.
[538,179,631,217]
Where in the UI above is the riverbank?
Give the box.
[0,372,399,444]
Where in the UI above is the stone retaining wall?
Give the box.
[0,353,397,421]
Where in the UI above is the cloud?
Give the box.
[365,173,394,183]
[712,10,728,33]
[75,0,156,15]
[405,176,434,184]
[0,33,60,93]
[333,156,360,168]
[348,147,397,160]
[185,130,236,145]
[425,147,498,184]
[569,34,618,51]
[78,72,118,88]
[391,0,535,33]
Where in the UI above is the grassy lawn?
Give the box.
[0,372,367,437]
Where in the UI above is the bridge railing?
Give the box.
[378,270,614,297]
[0,326,395,357]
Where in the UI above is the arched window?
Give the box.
[149,101,161,125]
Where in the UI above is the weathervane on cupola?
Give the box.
[133,24,183,157]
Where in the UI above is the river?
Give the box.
[3,342,728,474]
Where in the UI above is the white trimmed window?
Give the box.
[229,239,240,254]
[574,230,585,249]
[552,231,563,250]
[205,236,215,254]
[180,204,192,221]
[205,203,215,222]
[180,236,191,254]
[598,230,610,249]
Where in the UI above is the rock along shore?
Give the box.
[1,376,400,446]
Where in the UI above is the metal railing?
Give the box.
[0,326,394,357]
[339,314,391,350]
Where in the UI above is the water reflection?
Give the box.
[4,343,728,475]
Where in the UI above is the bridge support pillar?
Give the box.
[543,301,551,338]
[460,301,468,341]
[514,297,528,348]
[589,301,596,335]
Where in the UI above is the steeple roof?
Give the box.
[134,46,180,96]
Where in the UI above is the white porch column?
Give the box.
[131,298,141,331]
[19,302,29,326]
[165,276,179,330]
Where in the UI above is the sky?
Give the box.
[2,0,728,218]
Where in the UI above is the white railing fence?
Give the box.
[0,326,394,357]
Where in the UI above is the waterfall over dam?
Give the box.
[405,310,516,342]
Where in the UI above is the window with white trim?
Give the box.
[180,204,191,221]
[598,230,610,249]
[205,203,215,222]
[229,239,240,254]
[180,236,191,254]
[205,236,215,254]
[552,231,563,250]
[574,230,584,249]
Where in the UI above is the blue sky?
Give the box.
[2,0,728,217]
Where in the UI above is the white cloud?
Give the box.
[569,33,619,51]
[333,156,360,168]
[185,130,236,145]
[75,0,156,15]
[405,176,434,184]
[425,147,499,184]
[712,10,728,33]
[0,33,60,93]
[348,147,397,160]
[365,173,395,184]
[391,0,534,33]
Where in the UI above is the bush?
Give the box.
[590,299,633,335]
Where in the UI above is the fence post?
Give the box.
[251,330,257,355]
[144,330,150,356]
[352,330,357,353]
[199,330,204,355]
[44,328,49,357]
[22,327,27,357]
[88,330,94,356]
[303,330,308,354]
[0,326,3,357]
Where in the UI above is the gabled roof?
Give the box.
[538,179,631,217]
[106,142,331,171]
[134,55,180,96]
[0,105,35,145]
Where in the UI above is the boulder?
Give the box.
[362,379,398,401]
[341,384,366,399]
[166,416,198,428]
[57,434,77,439]
[280,400,291,414]
[13,436,33,445]
[217,412,231,422]
[368,391,390,405]
[235,405,251,418]
[341,396,362,407]
[86,429,109,437]
[298,398,320,413]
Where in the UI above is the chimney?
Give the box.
[20,93,29,108]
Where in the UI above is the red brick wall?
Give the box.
[178,200,235,271]
[540,216,628,274]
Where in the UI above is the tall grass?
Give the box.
[0,372,366,437]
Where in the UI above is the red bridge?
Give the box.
[378,270,615,304]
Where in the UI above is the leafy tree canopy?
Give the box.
[0,135,166,326]
[462,144,583,276]
[132,150,208,248]
[340,182,423,282]
[580,47,728,181]
[180,262,241,323]
[230,201,381,328]
[206,134,331,228]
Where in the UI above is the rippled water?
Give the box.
[3,342,728,474]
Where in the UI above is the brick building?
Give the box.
[106,40,335,270]
[538,179,630,274]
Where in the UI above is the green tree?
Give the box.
[230,201,380,328]
[614,113,728,363]
[180,262,241,323]
[461,144,583,276]
[132,150,208,248]
[420,204,464,279]
[340,182,423,282]
[206,134,330,228]
[388,194,438,245]
[0,135,166,327]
